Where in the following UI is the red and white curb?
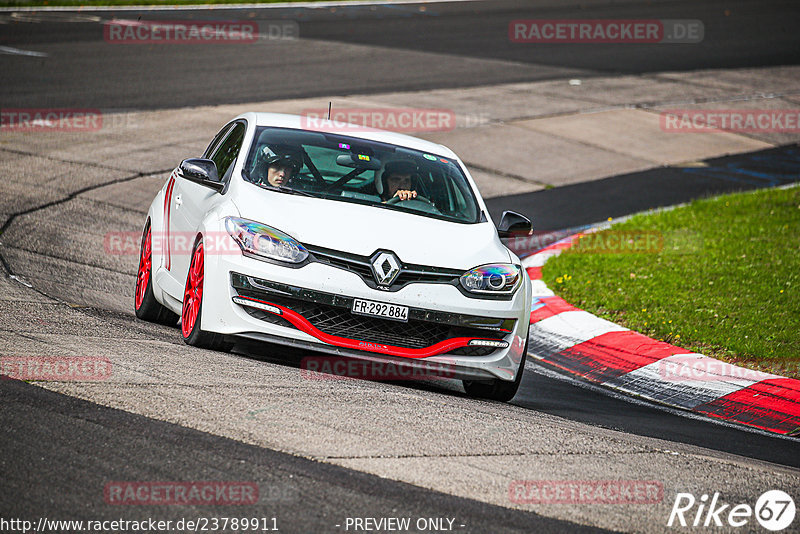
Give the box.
[523,234,800,437]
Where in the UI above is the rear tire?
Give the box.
[181,239,233,352]
[463,331,528,402]
[134,221,179,325]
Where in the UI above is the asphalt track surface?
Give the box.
[0,0,798,109]
[485,144,800,230]
[1,379,605,534]
[2,1,800,532]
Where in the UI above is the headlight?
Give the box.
[224,217,308,264]
[460,264,521,295]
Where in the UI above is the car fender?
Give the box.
[142,171,180,307]
[193,201,240,332]
[508,268,532,378]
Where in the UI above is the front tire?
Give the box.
[463,332,528,402]
[134,221,179,325]
[181,239,233,352]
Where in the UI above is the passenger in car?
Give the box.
[252,145,301,187]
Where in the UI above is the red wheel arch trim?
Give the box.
[162,175,176,271]
[134,224,151,310]
[182,242,204,338]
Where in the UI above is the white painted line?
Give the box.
[529,361,800,442]
[0,46,48,58]
[9,11,101,22]
[603,354,779,410]
[0,0,485,13]
[522,249,562,268]
[540,310,628,342]
[529,279,554,297]
[529,310,627,356]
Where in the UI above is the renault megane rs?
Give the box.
[134,113,533,401]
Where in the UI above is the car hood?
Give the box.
[231,186,511,270]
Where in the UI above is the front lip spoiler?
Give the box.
[232,294,508,359]
[232,330,501,382]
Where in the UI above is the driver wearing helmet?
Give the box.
[252,145,301,188]
[380,160,419,202]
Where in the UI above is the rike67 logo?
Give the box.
[668,490,795,531]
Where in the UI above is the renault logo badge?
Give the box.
[370,251,401,286]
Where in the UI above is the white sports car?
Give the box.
[134,113,533,401]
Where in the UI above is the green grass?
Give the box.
[542,185,800,378]
[0,0,349,6]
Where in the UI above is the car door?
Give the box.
[168,121,247,296]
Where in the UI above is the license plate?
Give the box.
[352,298,409,322]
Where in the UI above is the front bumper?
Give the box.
[201,253,530,381]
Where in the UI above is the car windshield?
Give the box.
[242,126,481,224]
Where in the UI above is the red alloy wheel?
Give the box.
[182,243,204,338]
[134,226,152,310]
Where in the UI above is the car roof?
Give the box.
[235,112,459,159]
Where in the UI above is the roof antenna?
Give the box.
[327,101,332,120]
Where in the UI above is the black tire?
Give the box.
[181,239,233,352]
[134,221,179,325]
[463,331,528,402]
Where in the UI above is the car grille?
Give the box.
[446,346,498,357]
[306,244,461,290]
[241,306,295,329]
[235,288,509,352]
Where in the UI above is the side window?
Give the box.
[209,122,246,182]
[203,124,233,159]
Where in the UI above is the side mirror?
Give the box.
[179,158,224,192]
[497,210,533,239]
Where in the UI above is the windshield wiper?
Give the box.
[243,169,319,197]
[260,184,318,197]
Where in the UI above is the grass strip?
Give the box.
[542,185,800,378]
